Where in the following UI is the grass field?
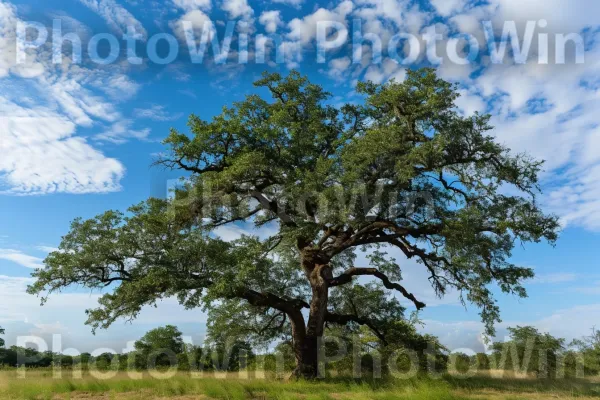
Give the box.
[0,370,598,400]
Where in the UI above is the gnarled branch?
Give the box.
[328,267,426,310]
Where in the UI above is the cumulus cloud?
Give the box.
[221,0,254,20]
[170,9,215,43]
[363,58,405,84]
[259,10,282,34]
[287,1,353,45]
[172,0,212,12]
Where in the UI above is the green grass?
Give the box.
[0,370,598,400]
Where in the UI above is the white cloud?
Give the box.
[429,0,467,17]
[90,73,141,101]
[0,249,43,269]
[0,275,208,351]
[133,105,183,121]
[172,0,212,12]
[221,0,253,20]
[352,0,427,32]
[78,0,147,38]
[271,0,304,8]
[36,246,60,253]
[0,1,44,79]
[326,56,352,80]
[531,273,579,284]
[287,1,353,45]
[422,303,600,352]
[0,1,153,195]
[0,98,124,194]
[170,9,215,43]
[363,58,405,84]
[95,120,151,144]
[455,89,486,115]
[489,0,600,33]
[259,10,282,34]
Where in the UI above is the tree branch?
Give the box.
[325,311,388,345]
[328,267,426,310]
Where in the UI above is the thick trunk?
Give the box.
[291,253,332,379]
[292,335,319,379]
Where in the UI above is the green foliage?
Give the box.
[473,353,490,370]
[490,326,566,377]
[570,328,600,375]
[28,69,560,374]
[134,325,185,368]
[449,353,472,374]
[0,327,4,348]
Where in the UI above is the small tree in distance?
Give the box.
[134,325,185,368]
[28,68,559,379]
[490,326,565,377]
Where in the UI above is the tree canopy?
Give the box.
[28,68,559,378]
[134,325,185,367]
[491,326,566,376]
[135,325,185,355]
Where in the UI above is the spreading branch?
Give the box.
[328,267,426,310]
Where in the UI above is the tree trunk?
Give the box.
[292,335,319,379]
[291,254,332,379]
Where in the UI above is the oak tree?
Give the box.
[28,69,559,378]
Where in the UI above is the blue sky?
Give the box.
[1,0,600,354]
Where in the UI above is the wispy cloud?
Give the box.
[78,0,147,38]
[530,273,579,284]
[36,246,59,253]
[0,249,43,269]
[0,3,135,195]
[133,105,183,122]
[95,120,152,144]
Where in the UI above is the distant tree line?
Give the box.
[0,324,448,376]
[1,325,599,378]
[0,326,257,372]
[450,326,600,378]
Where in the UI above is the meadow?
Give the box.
[0,370,599,400]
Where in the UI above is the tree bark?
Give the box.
[291,251,332,379]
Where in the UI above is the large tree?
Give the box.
[28,69,559,378]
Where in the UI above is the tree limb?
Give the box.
[328,267,426,310]
[325,311,388,345]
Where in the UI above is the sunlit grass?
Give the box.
[0,370,598,399]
